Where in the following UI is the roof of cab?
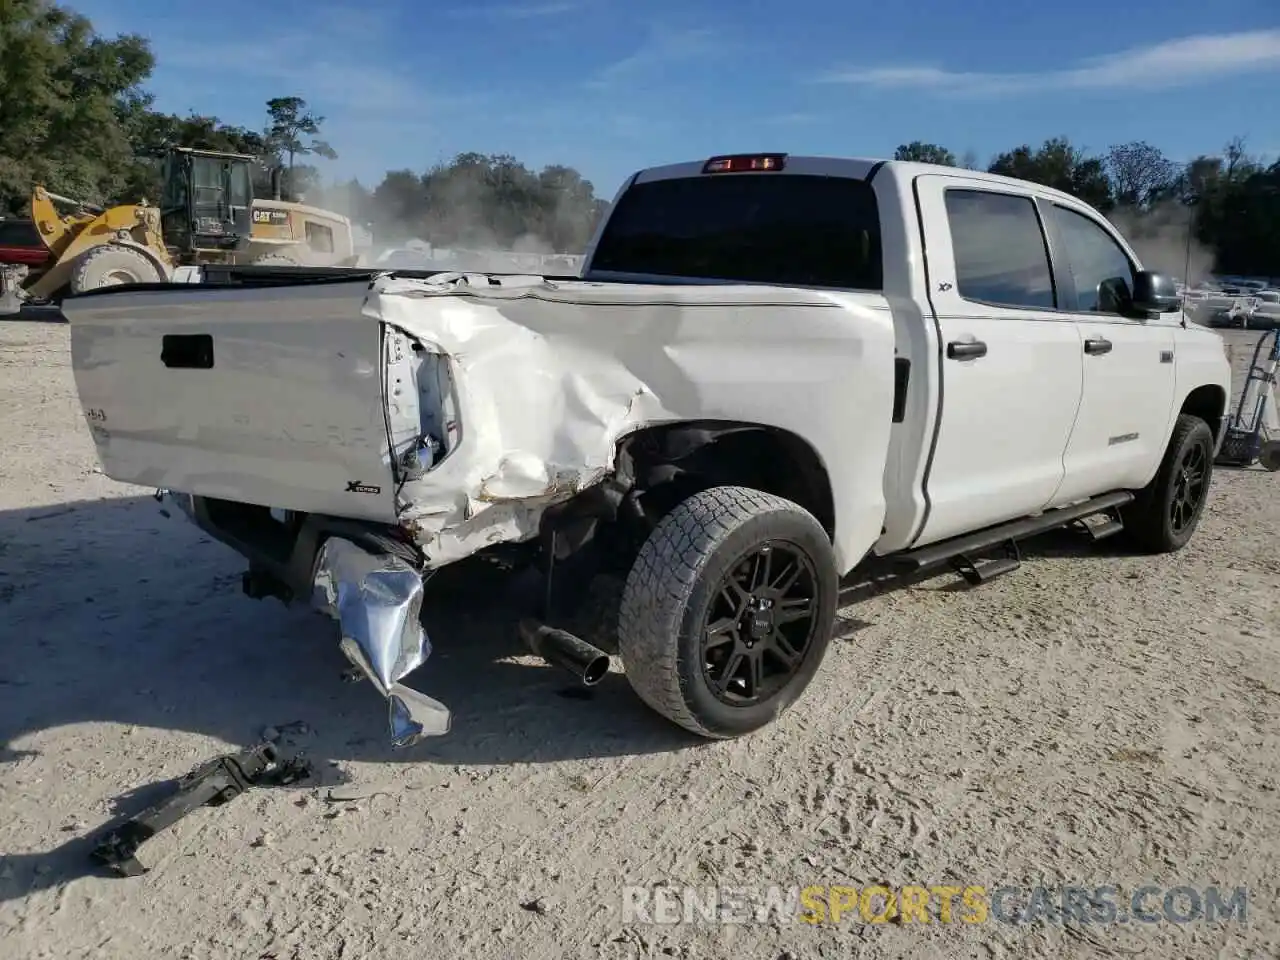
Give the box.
[632,155,1090,210]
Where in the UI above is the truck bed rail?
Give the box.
[66,263,585,299]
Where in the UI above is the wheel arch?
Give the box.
[614,419,837,540]
[1178,383,1229,448]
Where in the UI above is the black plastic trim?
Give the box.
[865,160,888,183]
[946,340,987,360]
[906,174,944,549]
[898,490,1135,571]
[892,357,910,422]
[1084,337,1113,355]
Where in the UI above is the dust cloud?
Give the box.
[1109,202,1215,286]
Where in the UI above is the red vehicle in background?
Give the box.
[0,218,50,268]
[0,218,52,314]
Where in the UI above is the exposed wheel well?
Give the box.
[1180,384,1228,445]
[532,420,838,583]
[617,421,836,539]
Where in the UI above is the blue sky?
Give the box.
[75,0,1280,199]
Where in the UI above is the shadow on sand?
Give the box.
[0,491,1130,893]
[0,494,706,893]
[0,494,700,770]
[0,491,1127,766]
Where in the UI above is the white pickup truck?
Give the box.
[64,154,1232,747]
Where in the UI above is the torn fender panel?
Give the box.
[311,535,450,748]
[367,273,898,573]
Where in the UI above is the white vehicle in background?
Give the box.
[63,154,1232,747]
[1253,290,1280,329]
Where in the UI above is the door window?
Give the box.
[943,189,1056,310]
[1053,205,1137,315]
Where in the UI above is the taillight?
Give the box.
[702,153,787,174]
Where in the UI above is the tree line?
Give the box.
[2,1,1276,270]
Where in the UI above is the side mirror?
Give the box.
[1132,271,1181,313]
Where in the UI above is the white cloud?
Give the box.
[586,26,731,89]
[817,29,1280,96]
[154,37,429,116]
[454,1,592,19]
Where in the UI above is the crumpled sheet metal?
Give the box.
[365,273,674,567]
[310,535,450,748]
[362,271,896,575]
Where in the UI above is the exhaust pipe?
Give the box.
[519,619,610,686]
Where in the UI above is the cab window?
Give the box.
[1052,205,1137,315]
[305,222,334,253]
[228,163,252,208]
[943,189,1056,310]
[590,173,883,290]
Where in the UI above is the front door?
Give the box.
[910,175,1085,547]
[1045,201,1177,504]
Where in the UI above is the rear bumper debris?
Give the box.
[310,536,451,748]
[90,741,311,877]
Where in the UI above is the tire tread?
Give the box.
[618,485,826,737]
[1122,413,1214,553]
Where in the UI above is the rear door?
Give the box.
[910,175,1084,546]
[66,280,403,521]
[1044,201,1177,502]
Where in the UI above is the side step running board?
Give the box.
[1074,508,1125,542]
[949,540,1022,586]
[898,491,1135,575]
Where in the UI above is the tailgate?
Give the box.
[65,279,402,522]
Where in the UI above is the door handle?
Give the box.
[1084,337,1113,355]
[946,340,987,360]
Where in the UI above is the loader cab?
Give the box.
[160,147,254,254]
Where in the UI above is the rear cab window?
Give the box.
[589,172,883,290]
[942,189,1057,310]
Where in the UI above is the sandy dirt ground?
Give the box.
[1,320,1277,960]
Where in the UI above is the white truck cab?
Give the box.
[63,154,1231,746]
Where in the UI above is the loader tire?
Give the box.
[1121,414,1215,553]
[69,245,162,293]
[617,486,838,739]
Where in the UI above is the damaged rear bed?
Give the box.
[62,270,895,746]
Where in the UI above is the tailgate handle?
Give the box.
[162,334,214,369]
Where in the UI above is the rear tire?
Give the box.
[1121,414,1215,553]
[69,245,163,293]
[618,486,838,739]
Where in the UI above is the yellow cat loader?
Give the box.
[1,147,357,313]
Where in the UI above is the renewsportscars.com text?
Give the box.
[622,884,1249,926]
